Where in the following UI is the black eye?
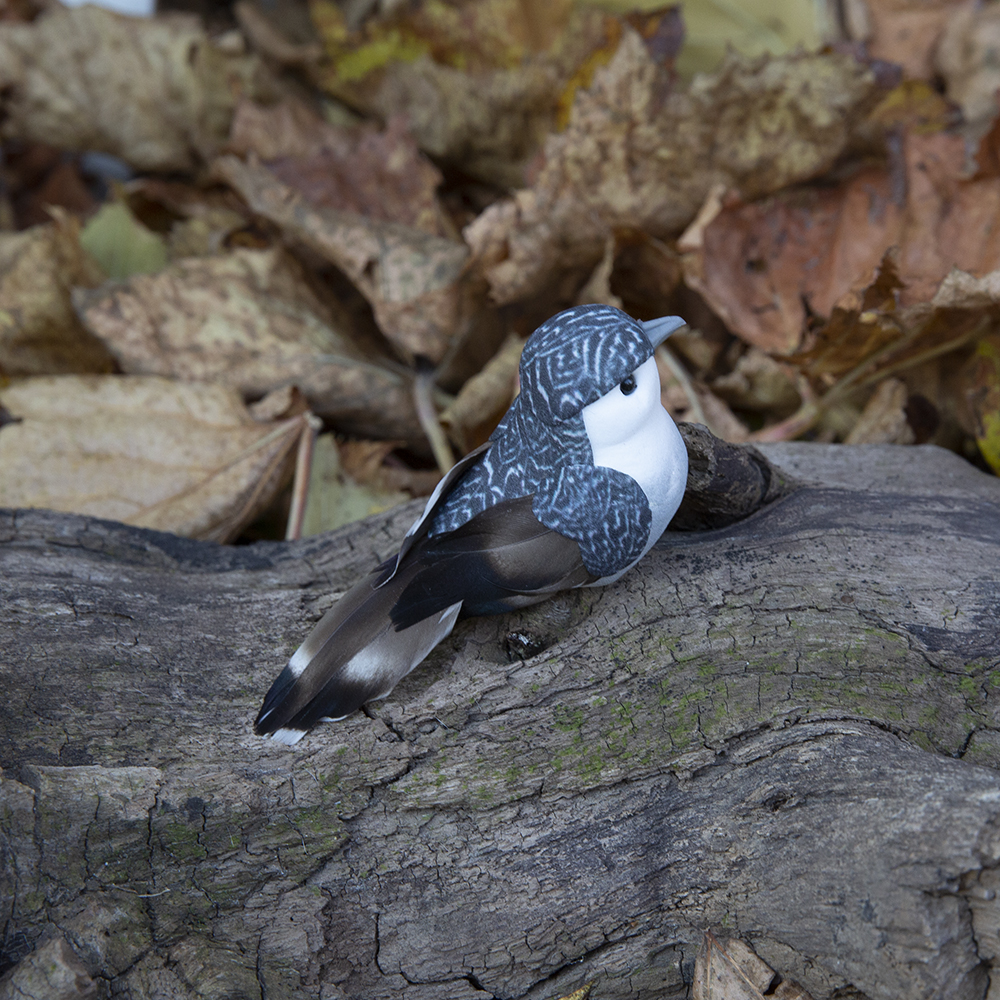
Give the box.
[619,374,637,396]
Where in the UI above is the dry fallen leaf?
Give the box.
[0,4,264,171]
[0,375,301,542]
[711,347,801,418]
[301,434,411,536]
[79,201,169,280]
[214,154,476,364]
[844,377,915,444]
[229,100,450,237]
[964,335,1000,474]
[74,246,423,444]
[692,931,814,1000]
[309,0,609,188]
[683,130,1000,353]
[0,217,114,377]
[338,438,439,497]
[937,3,1000,138]
[440,330,523,449]
[466,33,882,305]
[855,0,966,81]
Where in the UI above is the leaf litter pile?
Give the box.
[2,0,1000,545]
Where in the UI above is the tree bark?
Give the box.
[1,440,999,1000]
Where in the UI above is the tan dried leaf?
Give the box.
[862,0,967,81]
[338,439,439,497]
[466,33,881,304]
[440,331,524,448]
[74,246,421,443]
[229,100,449,236]
[692,932,814,1000]
[0,5,263,171]
[845,377,915,444]
[301,434,410,536]
[0,375,301,542]
[310,0,607,188]
[214,154,474,363]
[711,348,801,417]
[937,3,1000,136]
[0,219,114,377]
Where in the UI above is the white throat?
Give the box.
[581,355,688,582]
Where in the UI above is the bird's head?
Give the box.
[518,304,685,425]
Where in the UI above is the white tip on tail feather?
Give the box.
[270,727,307,746]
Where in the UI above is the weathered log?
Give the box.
[1,439,999,1000]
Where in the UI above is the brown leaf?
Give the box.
[711,348,801,417]
[74,246,422,443]
[309,0,607,188]
[230,100,449,237]
[692,932,774,1000]
[0,375,301,542]
[440,331,523,449]
[0,217,114,378]
[937,3,1000,138]
[844,377,915,443]
[0,5,264,171]
[301,434,410,536]
[466,35,883,305]
[233,1,322,69]
[684,130,1000,353]
[338,439,439,497]
[862,0,966,81]
[214,154,476,364]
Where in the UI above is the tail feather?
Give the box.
[254,564,461,741]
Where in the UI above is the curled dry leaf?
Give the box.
[856,0,966,81]
[0,218,114,377]
[0,375,300,543]
[0,5,264,171]
[937,3,1000,137]
[844,377,915,444]
[440,331,523,449]
[301,434,410,536]
[692,931,814,1000]
[338,438,439,497]
[309,0,608,188]
[74,246,422,444]
[711,347,801,417]
[229,99,449,236]
[214,154,475,364]
[684,130,1000,353]
[466,33,882,305]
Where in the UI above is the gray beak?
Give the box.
[641,315,687,348]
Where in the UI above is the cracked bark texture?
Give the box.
[1,441,999,1000]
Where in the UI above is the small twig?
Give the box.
[413,368,455,475]
[285,413,323,542]
[751,317,989,443]
[656,344,708,427]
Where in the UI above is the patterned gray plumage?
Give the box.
[429,305,655,577]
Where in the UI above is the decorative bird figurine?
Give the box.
[255,304,689,744]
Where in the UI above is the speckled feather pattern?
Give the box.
[429,305,655,578]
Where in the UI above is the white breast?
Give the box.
[581,354,688,583]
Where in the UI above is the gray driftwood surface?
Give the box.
[2,438,1000,1000]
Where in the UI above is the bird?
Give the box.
[255,304,689,744]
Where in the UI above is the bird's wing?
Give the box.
[379,441,491,585]
[390,494,594,629]
[533,464,652,578]
[255,495,591,742]
[254,556,461,743]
